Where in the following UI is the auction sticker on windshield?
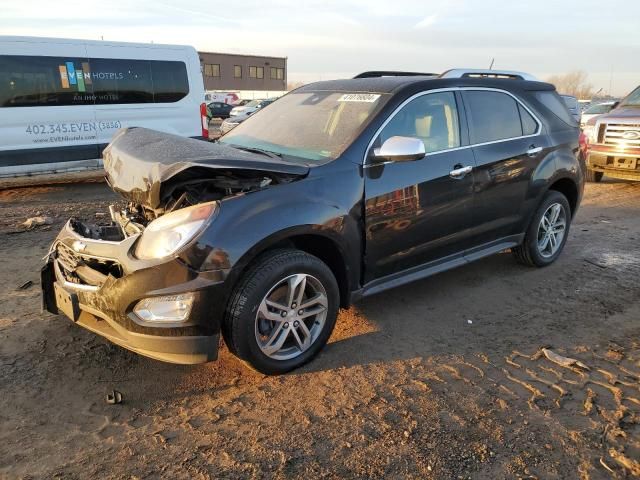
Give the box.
[338,93,381,103]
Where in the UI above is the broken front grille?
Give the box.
[55,242,123,287]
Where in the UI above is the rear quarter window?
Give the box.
[518,104,538,136]
[534,91,577,126]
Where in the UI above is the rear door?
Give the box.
[461,89,547,246]
[363,90,477,282]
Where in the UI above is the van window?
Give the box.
[379,92,461,153]
[0,55,189,107]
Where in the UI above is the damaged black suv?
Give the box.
[42,69,583,374]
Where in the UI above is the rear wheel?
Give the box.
[512,191,571,267]
[585,169,603,182]
[223,249,339,375]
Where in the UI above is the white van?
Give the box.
[0,36,207,177]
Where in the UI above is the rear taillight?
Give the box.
[579,131,588,155]
[200,103,209,139]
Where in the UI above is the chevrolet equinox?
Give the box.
[42,69,583,374]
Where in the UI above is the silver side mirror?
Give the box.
[373,136,425,163]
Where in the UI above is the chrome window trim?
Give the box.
[363,87,542,167]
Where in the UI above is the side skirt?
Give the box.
[350,234,524,302]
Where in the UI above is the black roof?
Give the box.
[297,76,555,95]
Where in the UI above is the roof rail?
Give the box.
[353,71,437,79]
[440,69,538,81]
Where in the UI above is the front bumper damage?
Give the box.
[41,220,225,364]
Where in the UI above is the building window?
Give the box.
[270,67,277,79]
[234,65,242,78]
[249,66,257,78]
[277,68,284,80]
[204,64,220,77]
[257,67,264,79]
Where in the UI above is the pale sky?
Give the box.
[2,0,639,96]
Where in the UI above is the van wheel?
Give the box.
[585,169,603,182]
[512,191,571,267]
[223,249,339,375]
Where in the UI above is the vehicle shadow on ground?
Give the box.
[302,252,537,374]
[90,251,527,402]
[123,234,627,399]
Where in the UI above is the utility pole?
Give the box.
[609,65,614,96]
[489,58,495,70]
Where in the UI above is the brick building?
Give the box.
[198,51,287,92]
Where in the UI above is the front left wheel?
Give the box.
[223,249,339,375]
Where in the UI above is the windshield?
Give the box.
[585,103,613,114]
[219,91,388,162]
[244,100,262,108]
[621,87,640,106]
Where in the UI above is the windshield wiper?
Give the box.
[232,145,282,159]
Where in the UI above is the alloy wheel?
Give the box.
[254,273,328,361]
[537,203,566,258]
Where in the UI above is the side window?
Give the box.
[149,60,189,103]
[518,104,538,136]
[0,55,189,107]
[378,92,460,154]
[0,55,95,107]
[464,91,523,143]
[534,91,577,126]
[91,59,188,104]
[89,58,153,104]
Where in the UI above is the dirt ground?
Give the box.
[0,179,639,479]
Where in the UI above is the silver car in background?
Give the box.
[580,101,616,128]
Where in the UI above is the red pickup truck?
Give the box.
[583,85,640,182]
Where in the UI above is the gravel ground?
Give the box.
[0,179,639,479]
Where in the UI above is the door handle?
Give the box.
[527,146,543,157]
[449,165,473,178]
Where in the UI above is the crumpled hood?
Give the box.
[103,127,309,209]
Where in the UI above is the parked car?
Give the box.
[580,101,616,128]
[229,98,277,117]
[583,85,640,182]
[207,101,234,119]
[42,69,583,374]
[221,98,276,134]
[0,36,207,178]
[560,95,581,122]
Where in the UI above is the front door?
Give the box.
[363,91,476,283]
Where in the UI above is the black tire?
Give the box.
[585,169,603,182]
[512,190,572,267]
[223,249,339,375]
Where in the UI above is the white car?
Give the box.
[223,98,277,134]
[229,98,269,117]
[580,101,616,128]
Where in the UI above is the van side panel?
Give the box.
[0,36,205,177]
[0,38,99,174]
[85,43,203,145]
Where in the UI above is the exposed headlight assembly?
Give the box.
[135,202,218,260]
